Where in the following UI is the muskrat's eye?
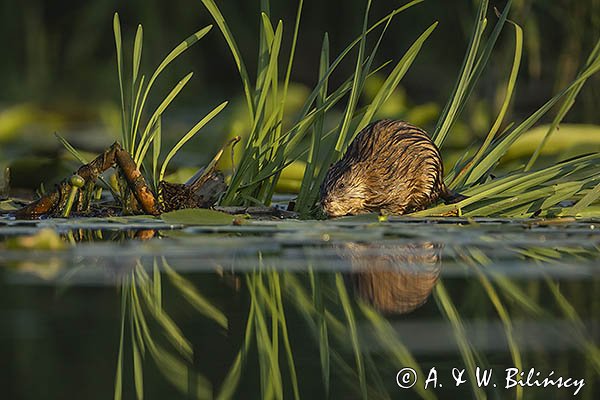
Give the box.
[338,182,346,190]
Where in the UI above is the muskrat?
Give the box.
[320,119,464,217]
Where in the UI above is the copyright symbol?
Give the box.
[396,368,417,389]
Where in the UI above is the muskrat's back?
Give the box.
[320,119,457,217]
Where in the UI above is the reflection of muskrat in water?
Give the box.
[320,119,465,217]
[341,241,442,314]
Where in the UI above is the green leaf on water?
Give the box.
[161,208,235,226]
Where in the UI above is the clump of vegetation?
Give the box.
[197,0,600,218]
[11,0,600,220]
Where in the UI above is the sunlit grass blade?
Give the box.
[113,13,129,150]
[432,0,490,147]
[151,116,161,188]
[134,72,194,165]
[199,0,255,118]
[54,132,89,164]
[296,34,329,215]
[356,22,437,134]
[525,38,600,171]
[564,181,600,216]
[466,56,600,185]
[130,24,144,149]
[335,0,371,153]
[131,25,212,152]
[158,101,228,182]
[132,24,143,86]
[453,15,522,188]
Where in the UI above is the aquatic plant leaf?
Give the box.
[161,208,235,226]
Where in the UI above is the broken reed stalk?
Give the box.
[15,143,158,218]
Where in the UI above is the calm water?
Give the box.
[1,216,598,399]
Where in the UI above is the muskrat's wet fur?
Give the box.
[320,119,463,217]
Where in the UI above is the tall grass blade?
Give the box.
[158,101,228,182]
[151,116,161,187]
[356,22,437,133]
[432,0,491,147]
[113,13,129,150]
[335,0,372,153]
[453,16,522,188]
[130,25,144,149]
[467,56,600,184]
[134,72,194,165]
[199,0,255,118]
[132,25,212,152]
[525,38,600,171]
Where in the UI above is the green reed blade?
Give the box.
[432,0,491,147]
[335,0,371,153]
[113,13,129,150]
[199,0,255,119]
[356,22,437,134]
[132,25,212,153]
[158,101,228,182]
[134,72,194,165]
[526,38,600,171]
[454,16,522,188]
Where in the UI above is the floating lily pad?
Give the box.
[161,208,235,226]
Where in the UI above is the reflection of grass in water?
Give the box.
[434,282,487,400]
[114,258,225,399]
[463,248,524,400]
[111,249,597,399]
[454,243,600,398]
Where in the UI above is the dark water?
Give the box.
[1,217,598,399]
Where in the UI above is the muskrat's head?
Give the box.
[320,161,369,217]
